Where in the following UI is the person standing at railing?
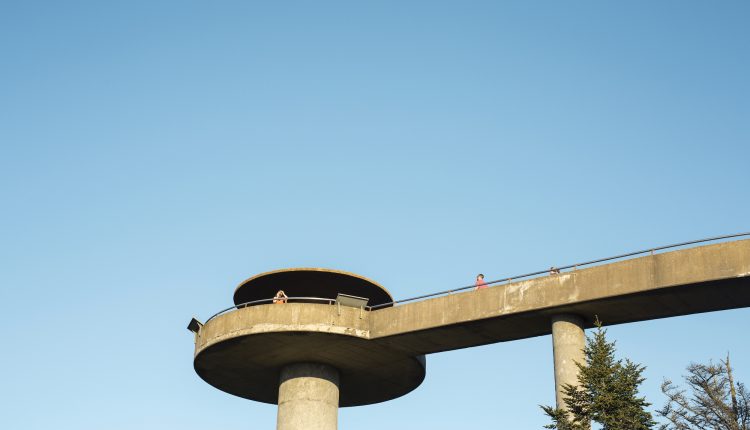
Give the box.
[273,290,288,304]
[475,274,488,290]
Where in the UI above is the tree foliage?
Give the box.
[541,319,655,430]
[658,354,750,430]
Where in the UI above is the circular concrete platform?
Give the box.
[233,268,394,308]
[193,303,426,406]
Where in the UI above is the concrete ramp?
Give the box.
[370,239,750,355]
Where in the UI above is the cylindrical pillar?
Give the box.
[551,314,585,410]
[277,362,340,430]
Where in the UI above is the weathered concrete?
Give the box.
[193,303,426,406]
[277,363,339,430]
[192,238,750,414]
[370,239,750,355]
[551,314,585,410]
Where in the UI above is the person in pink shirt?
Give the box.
[475,273,488,290]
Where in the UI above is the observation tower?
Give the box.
[189,237,750,430]
[189,268,426,430]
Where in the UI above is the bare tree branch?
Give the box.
[658,357,747,430]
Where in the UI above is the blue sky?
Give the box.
[1,1,748,428]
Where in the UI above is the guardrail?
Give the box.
[203,232,750,321]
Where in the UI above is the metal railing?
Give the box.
[203,232,750,321]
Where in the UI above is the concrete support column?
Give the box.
[277,362,340,430]
[551,314,585,410]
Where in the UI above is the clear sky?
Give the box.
[1,1,748,429]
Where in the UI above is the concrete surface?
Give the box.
[551,314,585,410]
[193,239,750,409]
[277,363,339,430]
[193,302,426,406]
[370,239,750,355]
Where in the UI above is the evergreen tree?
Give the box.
[658,354,750,430]
[541,318,655,430]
